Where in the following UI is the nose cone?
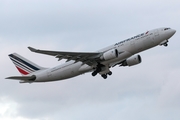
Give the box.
[171,29,176,36]
[167,29,176,39]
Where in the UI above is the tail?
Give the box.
[9,53,45,75]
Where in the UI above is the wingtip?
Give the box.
[28,46,37,52]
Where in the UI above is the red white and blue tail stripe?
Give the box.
[9,53,44,75]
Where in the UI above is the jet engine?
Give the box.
[121,55,142,66]
[101,49,118,60]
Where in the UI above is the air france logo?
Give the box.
[115,33,145,46]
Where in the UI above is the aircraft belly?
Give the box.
[50,62,83,81]
[33,62,82,82]
[79,64,93,73]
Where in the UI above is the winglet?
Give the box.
[28,46,38,52]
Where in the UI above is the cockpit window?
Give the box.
[164,28,170,30]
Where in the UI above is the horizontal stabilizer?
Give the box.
[6,75,36,81]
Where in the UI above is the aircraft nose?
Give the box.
[167,29,176,39]
[171,29,176,36]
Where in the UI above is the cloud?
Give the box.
[158,69,180,108]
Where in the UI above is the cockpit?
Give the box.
[164,28,170,30]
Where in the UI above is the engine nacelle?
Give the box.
[121,55,142,66]
[101,49,118,60]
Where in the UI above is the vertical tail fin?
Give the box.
[9,53,45,75]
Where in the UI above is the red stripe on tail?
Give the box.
[16,66,29,75]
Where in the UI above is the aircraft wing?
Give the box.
[28,47,102,66]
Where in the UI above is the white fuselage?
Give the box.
[33,27,176,82]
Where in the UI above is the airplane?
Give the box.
[6,27,176,83]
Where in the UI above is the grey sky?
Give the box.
[0,0,180,120]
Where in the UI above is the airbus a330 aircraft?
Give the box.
[6,27,176,83]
